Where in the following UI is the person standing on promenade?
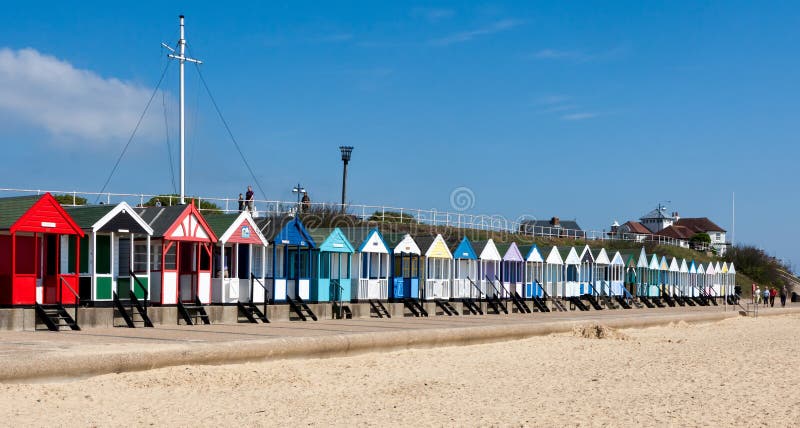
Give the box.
[763,287,770,308]
[754,285,761,305]
[780,286,788,307]
[245,186,254,212]
[770,287,777,307]
[238,193,244,212]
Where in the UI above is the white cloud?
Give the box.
[531,45,630,63]
[0,47,163,147]
[429,19,523,46]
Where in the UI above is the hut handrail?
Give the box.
[251,273,269,317]
[129,269,149,319]
[484,275,504,299]
[466,276,485,299]
[59,276,80,323]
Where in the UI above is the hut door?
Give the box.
[42,234,60,304]
[179,242,197,302]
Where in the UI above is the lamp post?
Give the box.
[339,146,353,213]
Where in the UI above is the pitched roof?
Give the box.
[520,218,582,232]
[136,205,187,236]
[203,213,240,238]
[66,202,152,235]
[0,195,40,229]
[640,207,672,220]
[675,217,726,233]
[622,221,651,235]
[655,224,694,240]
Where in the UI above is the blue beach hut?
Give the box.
[451,236,478,299]
[259,217,316,302]
[308,228,354,303]
[386,233,421,300]
[521,244,544,298]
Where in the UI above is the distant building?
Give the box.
[519,216,584,238]
[639,204,676,233]
[674,217,728,255]
[615,220,653,243]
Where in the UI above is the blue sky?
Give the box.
[0,1,797,267]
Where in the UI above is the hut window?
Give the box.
[199,246,211,271]
[163,244,177,270]
[14,235,36,274]
[133,244,148,272]
[252,247,264,277]
[150,244,162,271]
[319,253,330,279]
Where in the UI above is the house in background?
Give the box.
[519,217,583,238]
[610,220,652,242]
[674,217,728,255]
[639,204,676,233]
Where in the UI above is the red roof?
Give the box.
[656,225,694,240]
[623,221,651,235]
[675,217,726,233]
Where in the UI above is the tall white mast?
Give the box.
[165,15,202,204]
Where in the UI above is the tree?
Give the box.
[53,194,88,206]
[689,232,711,250]
[143,194,222,214]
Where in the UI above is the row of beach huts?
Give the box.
[0,194,737,330]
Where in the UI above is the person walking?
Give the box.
[754,285,761,305]
[245,185,254,212]
[301,192,310,213]
[780,286,788,307]
[763,287,770,308]
[770,287,777,307]
[237,193,244,212]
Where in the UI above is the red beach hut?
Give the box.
[0,193,84,306]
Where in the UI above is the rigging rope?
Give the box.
[162,88,177,194]
[191,60,268,200]
[96,60,172,202]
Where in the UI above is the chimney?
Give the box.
[551,216,560,227]
[673,211,680,221]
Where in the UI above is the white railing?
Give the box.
[451,278,471,299]
[0,187,702,249]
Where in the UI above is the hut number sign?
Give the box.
[241,225,251,239]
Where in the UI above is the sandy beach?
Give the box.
[1,313,798,427]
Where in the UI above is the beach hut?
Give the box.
[636,248,649,296]
[204,211,269,305]
[417,234,453,300]
[705,262,716,298]
[696,263,706,297]
[688,260,698,297]
[0,194,83,306]
[451,236,478,299]
[499,242,525,297]
[647,253,660,297]
[679,259,689,297]
[608,251,625,296]
[578,245,595,296]
[386,233,421,300]
[543,246,565,298]
[65,202,153,305]
[261,217,316,302]
[562,247,582,297]
[728,263,736,296]
[593,248,611,296]
[668,257,680,297]
[474,239,502,298]
[659,256,670,296]
[135,203,217,305]
[521,244,545,298]
[306,228,354,303]
[348,228,390,301]
[714,261,723,298]
[720,262,729,298]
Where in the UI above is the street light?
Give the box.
[339,146,353,213]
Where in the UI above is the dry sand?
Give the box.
[2,314,799,427]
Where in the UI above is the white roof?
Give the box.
[637,247,649,268]
[545,246,563,264]
[595,248,610,265]
[669,257,680,272]
[564,247,581,265]
[698,264,706,274]
[477,239,502,261]
[92,201,154,235]
[579,245,594,262]
[679,259,689,273]
[729,263,736,274]
[359,229,389,254]
[706,263,716,275]
[610,251,625,266]
[392,234,421,255]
